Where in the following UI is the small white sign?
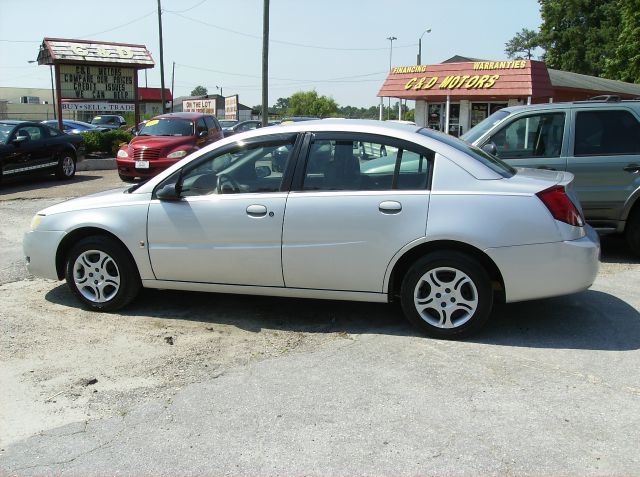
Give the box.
[61,102,135,112]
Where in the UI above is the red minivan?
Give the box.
[116,112,223,181]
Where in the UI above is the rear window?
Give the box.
[418,127,515,178]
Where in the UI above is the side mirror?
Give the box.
[198,130,208,138]
[156,183,182,201]
[481,142,497,155]
[255,165,271,179]
[12,135,29,145]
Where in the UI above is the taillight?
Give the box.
[536,185,584,227]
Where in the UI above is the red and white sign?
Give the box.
[183,99,216,113]
[224,95,239,120]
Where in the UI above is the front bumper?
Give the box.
[117,157,180,179]
[485,225,600,303]
[23,230,66,280]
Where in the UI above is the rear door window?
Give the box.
[574,110,640,156]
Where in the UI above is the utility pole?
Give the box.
[386,36,396,120]
[171,61,175,112]
[157,0,166,114]
[262,0,270,126]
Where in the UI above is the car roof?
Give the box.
[500,99,640,115]
[152,112,209,120]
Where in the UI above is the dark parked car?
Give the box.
[116,112,224,181]
[0,120,85,183]
[90,115,127,130]
[42,119,109,134]
[223,119,276,137]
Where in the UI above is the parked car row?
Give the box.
[7,100,640,257]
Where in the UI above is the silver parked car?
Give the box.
[23,120,600,338]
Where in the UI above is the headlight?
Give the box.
[30,214,44,230]
[117,149,129,158]
[167,150,188,159]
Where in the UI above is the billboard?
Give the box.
[182,98,216,114]
[224,95,239,120]
[59,65,134,100]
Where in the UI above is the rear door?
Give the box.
[566,107,640,224]
[480,110,569,172]
[282,132,432,293]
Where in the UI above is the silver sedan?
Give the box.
[23,120,600,339]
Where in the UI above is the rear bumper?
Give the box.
[485,225,600,303]
[117,157,179,178]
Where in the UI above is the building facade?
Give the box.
[378,56,640,136]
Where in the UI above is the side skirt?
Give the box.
[141,279,388,303]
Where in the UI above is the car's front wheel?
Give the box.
[400,251,493,339]
[65,236,141,311]
[55,152,76,180]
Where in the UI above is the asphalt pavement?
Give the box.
[1,170,639,476]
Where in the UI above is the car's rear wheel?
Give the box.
[65,236,140,311]
[55,152,76,180]
[626,206,640,256]
[400,251,493,339]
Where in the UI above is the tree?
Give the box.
[274,97,290,113]
[604,0,640,83]
[287,90,338,118]
[505,28,541,60]
[190,85,208,96]
[538,0,621,77]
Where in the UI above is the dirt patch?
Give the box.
[0,279,400,446]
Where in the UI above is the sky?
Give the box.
[0,0,542,108]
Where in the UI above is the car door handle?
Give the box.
[246,204,268,217]
[537,166,556,171]
[379,201,402,214]
[623,164,640,173]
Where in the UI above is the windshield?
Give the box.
[139,118,194,137]
[219,120,237,128]
[91,116,120,125]
[461,110,510,144]
[0,124,13,143]
[418,127,516,178]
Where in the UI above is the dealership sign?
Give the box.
[59,65,134,100]
[225,95,239,120]
[62,102,135,112]
[183,99,216,113]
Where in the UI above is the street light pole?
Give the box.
[386,36,396,120]
[157,0,166,114]
[417,28,431,65]
[28,60,56,120]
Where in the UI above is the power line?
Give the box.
[176,63,387,83]
[78,11,156,39]
[163,0,208,13]
[168,12,418,51]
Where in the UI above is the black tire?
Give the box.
[118,173,137,183]
[400,251,493,339]
[626,206,640,256]
[55,151,76,180]
[65,236,141,311]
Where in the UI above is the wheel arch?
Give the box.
[386,239,506,303]
[55,227,136,280]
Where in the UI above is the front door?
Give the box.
[147,133,299,286]
[282,132,432,293]
[481,110,569,172]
